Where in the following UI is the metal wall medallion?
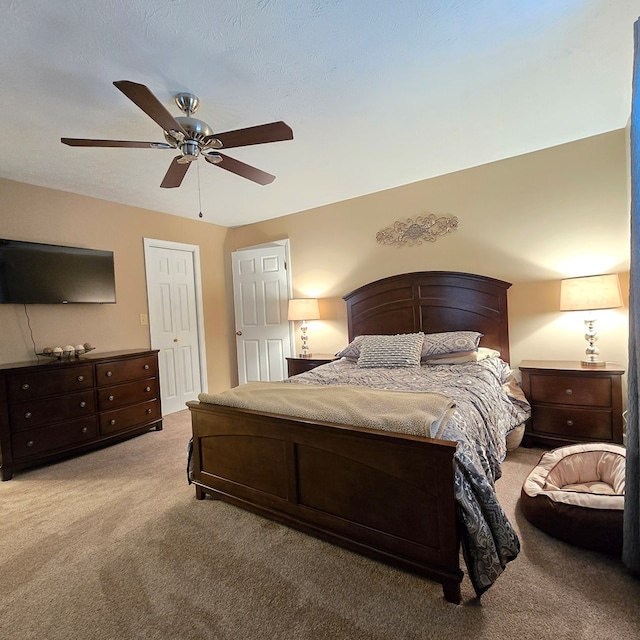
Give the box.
[376,214,459,246]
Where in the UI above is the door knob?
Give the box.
[236,331,242,336]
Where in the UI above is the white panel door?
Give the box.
[145,243,203,414]
[232,243,292,384]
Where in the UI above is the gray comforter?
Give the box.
[285,356,531,596]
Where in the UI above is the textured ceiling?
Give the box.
[1,1,638,227]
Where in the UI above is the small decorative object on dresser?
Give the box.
[286,354,338,377]
[0,349,162,480]
[519,360,624,448]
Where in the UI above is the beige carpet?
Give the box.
[1,410,639,640]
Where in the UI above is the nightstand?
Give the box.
[519,360,624,448]
[286,354,338,377]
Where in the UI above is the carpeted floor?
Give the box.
[1,410,639,640]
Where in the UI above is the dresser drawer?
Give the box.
[97,378,159,411]
[99,399,161,435]
[7,365,94,401]
[95,355,158,386]
[530,405,614,441]
[11,417,98,459]
[9,390,96,430]
[528,374,611,407]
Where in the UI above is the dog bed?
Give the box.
[520,443,625,555]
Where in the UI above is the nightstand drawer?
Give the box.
[519,360,624,447]
[531,406,614,441]
[529,374,611,407]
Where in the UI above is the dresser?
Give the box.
[519,360,624,448]
[0,349,162,480]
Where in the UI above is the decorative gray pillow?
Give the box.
[335,335,365,359]
[421,331,483,360]
[356,333,424,369]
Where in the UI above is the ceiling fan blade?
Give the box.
[61,138,173,149]
[207,153,276,185]
[203,121,293,149]
[113,80,188,137]
[160,156,191,188]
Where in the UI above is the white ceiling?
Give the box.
[1,1,638,227]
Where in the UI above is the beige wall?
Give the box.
[1,129,631,400]
[0,178,233,393]
[230,130,630,379]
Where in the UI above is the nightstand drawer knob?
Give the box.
[565,388,573,395]
[144,364,150,370]
[77,375,84,382]
[146,408,152,414]
[110,419,116,426]
[108,395,114,402]
[145,386,151,392]
[21,383,30,390]
[79,401,86,408]
[106,371,112,377]
[24,411,32,419]
[81,427,88,433]
[26,440,34,447]
[566,419,574,427]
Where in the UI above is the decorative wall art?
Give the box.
[376,213,459,247]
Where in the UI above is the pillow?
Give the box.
[356,333,424,369]
[421,331,483,360]
[335,335,365,359]
[422,347,500,365]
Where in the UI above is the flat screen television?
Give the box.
[0,239,116,304]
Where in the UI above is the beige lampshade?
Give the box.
[287,298,320,321]
[560,273,623,312]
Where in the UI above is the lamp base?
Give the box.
[298,353,313,358]
[581,359,606,367]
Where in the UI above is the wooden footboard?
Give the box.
[187,400,463,603]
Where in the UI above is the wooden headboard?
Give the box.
[343,271,512,363]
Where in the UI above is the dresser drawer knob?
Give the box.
[108,395,114,402]
[146,408,152,414]
[106,371,112,377]
[81,426,88,433]
[79,401,86,408]
[26,440,34,447]
[565,388,573,395]
[110,419,116,426]
[566,419,574,427]
[77,375,84,382]
[145,386,151,392]
[21,383,30,390]
[144,364,150,370]
[24,411,32,419]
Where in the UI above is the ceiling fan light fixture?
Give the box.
[181,140,200,159]
[204,152,223,164]
[204,137,223,150]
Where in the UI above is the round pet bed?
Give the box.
[520,443,625,555]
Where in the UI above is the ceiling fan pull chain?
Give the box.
[197,161,203,219]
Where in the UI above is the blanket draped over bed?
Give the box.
[197,356,530,596]
[199,382,456,440]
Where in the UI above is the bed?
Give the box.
[187,271,530,603]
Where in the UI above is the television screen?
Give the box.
[0,239,116,304]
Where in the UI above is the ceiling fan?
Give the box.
[61,80,293,188]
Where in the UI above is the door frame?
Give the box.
[143,238,208,395]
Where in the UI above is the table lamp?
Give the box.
[288,298,320,357]
[559,273,623,366]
